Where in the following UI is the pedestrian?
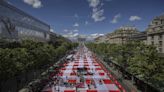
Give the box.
[88,84,90,89]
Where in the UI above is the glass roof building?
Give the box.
[0,1,50,42]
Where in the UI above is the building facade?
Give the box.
[94,14,164,54]
[129,31,147,44]
[147,15,164,53]
[94,36,107,43]
[0,1,50,42]
[77,36,86,42]
[106,26,140,44]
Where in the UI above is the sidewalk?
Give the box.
[99,58,141,92]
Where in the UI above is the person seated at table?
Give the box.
[88,84,90,89]
[99,79,103,85]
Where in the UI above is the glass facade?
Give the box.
[0,1,50,41]
[17,26,45,39]
[0,23,2,34]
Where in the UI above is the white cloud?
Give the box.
[23,0,42,8]
[85,21,89,25]
[87,0,106,22]
[68,31,73,35]
[50,28,54,32]
[64,29,79,33]
[62,34,71,38]
[92,9,106,22]
[129,16,141,21]
[63,33,79,38]
[74,14,79,18]
[63,29,69,32]
[91,33,99,37]
[91,33,97,36]
[90,33,104,38]
[99,34,105,36]
[87,0,100,8]
[111,14,121,24]
[63,33,104,41]
[73,29,79,32]
[73,23,79,27]
[73,33,79,37]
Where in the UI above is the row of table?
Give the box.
[42,46,125,92]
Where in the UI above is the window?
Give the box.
[159,41,162,46]
[159,35,162,40]
[151,41,154,45]
[0,4,49,32]
[155,27,159,31]
[151,36,154,40]
[0,23,2,34]
[155,22,158,25]
[161,20,164,24]
[159,48,162,53]
[160,26,163,29]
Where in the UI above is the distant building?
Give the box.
[94,36,107,43]
[106,26,140,44]
[130,31,147,44]
[147,14,164,53]
[78,37,86,42]
[94,14,164,55]
[0,1,50,42]
[75,35,85,42]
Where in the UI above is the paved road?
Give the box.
[97,56,140,92]
[42,45,126,92]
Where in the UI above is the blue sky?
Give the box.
[7,0,164,38]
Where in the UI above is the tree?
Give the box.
[125,44,164,91]
[86,42,164,90]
